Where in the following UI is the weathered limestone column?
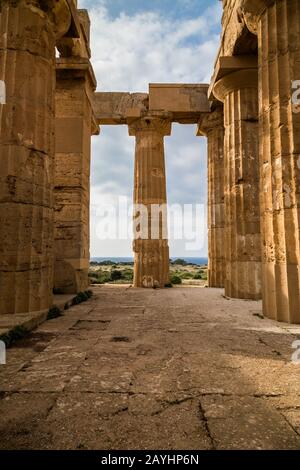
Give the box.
[241,0,300,322]
[54,58,98,294]
[197,105,225,288]
[213,69,262,299]
[128,115,171,288]
[0,1,71,314]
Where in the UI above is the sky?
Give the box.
[78,0,222,258]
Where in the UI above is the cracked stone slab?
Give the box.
[42,392,211,450]
[1,286,300,449]
[200,395,300,450]
[0,393,57,450]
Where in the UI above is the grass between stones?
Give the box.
[0,290,94,347]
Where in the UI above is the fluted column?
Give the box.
[241,0,300,322]
[214,70,262,300]
[197,106,225,288]
[0,1,71,314]
[54,58,98,294]
[128,115,171,288]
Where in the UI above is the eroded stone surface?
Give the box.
[198,105,225,288]
[213,69,261,300]
[54,58,96,294]
[212,1,300,321]
[0,1,57,315]
[0,1,88,314]
[129,115,171,288]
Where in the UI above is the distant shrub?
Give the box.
[172,259,187,266]
[99,260,117,266]
[111,270,123,281]
[170,275,182,285]
[193,273,202,280]
[179,272,194,279]
[120,269,133,281]
[93,270,111,284]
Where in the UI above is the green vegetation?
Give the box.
[71,290,93,306]
[47,305,63,320]
[91,260,116,266]
[111,269,123,281]
[170,275,182,285]
[91,270,112,284]
[90,267,133,284]
[193,273,202,280]
[0,325,28,347]
[178,271,194,279]
[89,261,207,286]
[171,258,188,266]
[91,260,134,266]
[0,290,94,348]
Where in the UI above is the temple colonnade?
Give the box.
[0,0,299,324]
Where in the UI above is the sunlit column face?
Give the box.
[129,116,171,288]
[0,2,57,314]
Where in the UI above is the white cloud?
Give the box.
[78,0,222,257]
[84,1,221,91]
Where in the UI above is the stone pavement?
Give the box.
[1,285,300,450]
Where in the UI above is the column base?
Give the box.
[225,261,262,300]
[262,262,300,324]
[133,240,170,288]
[54,260,89,294]
[208,261,225,288]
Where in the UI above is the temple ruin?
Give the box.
[0,0,299,323]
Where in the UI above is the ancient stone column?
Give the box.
[128,115,171,288]
[213,69,262,300]
[197,105,225,288]
[54,58,98,294]
[0,1,71,314]
[241,0,300,322]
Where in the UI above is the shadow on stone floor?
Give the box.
[0,287,300,450]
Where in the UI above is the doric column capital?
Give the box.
[57,9,91,58]
[2,0,76,39]
[197,106,224,137]
[17,0,80,39]
[213,69,258,102]
[33,0,73,38]
[240,0,275,34]
[128,113,172,137]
